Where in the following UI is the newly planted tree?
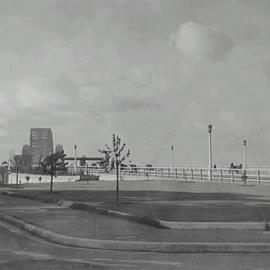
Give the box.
[40,151,68,192]
[99,134,130,203]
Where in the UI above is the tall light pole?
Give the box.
[208,124,213,181]
[171,145,174,169]
[243,140,247,169]
[74,145,77,174]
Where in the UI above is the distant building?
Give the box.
[12,144,32,172]
[30,128,54,165]
[14,154,32,172]
[22,144,31,156]
[21,144,32,171]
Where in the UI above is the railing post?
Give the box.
[231,170,234,183]
[182,169,185,180]
[220,170,223,182]
[200,169,203,181]
[257,170,260,184]
[161,168,163,178]
[168,168,170,178]
[191,169,193,180]
[175,168,178,179]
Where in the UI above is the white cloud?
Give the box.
[16,79,69,110]
[218,111,242,130]
[173,22,233,61]
[0,92,6,109]
[186,101,206,131]
[176,22,208,56]
[78,85,112,111]
[16,84,42,109]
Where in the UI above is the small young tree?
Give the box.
[25,175,30,183]
[40,151,67,192]
[99,134,130,203]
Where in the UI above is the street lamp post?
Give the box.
[171,145,174,169]
[208,124,213,181]
[74,145,77,174]
[243,140,247,169]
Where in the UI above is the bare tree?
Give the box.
[99,134,130,203]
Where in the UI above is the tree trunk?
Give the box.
[50,172,53,192]
[16,167,19,187]
[116,162,119,203]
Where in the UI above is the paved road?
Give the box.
[1,222,270,270]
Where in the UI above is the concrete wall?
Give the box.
[8,173,79,184]
[8,172,149,184]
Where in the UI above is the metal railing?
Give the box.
[67,166,270,184]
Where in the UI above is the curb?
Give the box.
[2,191,270,231]
[160,221,269,230]
[2,212,270,253]
[70,202,168,229]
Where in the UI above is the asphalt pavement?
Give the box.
[1,222,270,270]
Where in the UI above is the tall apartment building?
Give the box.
[30,128,54,165]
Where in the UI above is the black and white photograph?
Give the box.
[0,0,270,269]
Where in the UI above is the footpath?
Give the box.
[2,189,270,253]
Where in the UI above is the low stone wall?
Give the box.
[8,173,78,184]
[8,172,148,184]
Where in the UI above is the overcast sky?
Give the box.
[1,0,270,166]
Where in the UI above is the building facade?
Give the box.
[30,128,54,165]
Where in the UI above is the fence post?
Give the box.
[231,170,234,183]
[200,169,203,181]
[257,170,260,184]
[191,169,193,180]
[220,170,223,182]
[175,168,178,179]
[168,168,170,178]
[161,168,163,178]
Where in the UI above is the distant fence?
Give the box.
[7,166,270,185]
[67,166,270,184]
